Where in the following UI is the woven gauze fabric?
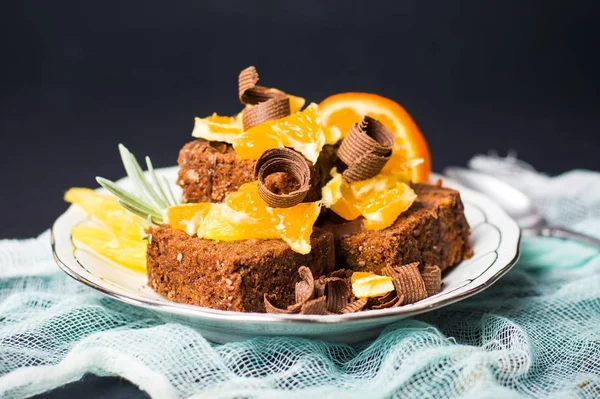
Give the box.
[1,155,599,399]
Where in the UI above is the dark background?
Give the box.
[2,0,599,397]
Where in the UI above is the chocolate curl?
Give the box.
[242,98,291,131]
[264,294,293,314]
[255,148,312,208]
[337,116,395,182]
[295,266,315,303]
[324,277,351,313]
[329,269,353,279]
[340,298,368,314]
[371,294,404,310]
[421,265,442,296]
[300,296,328,315]
[287,266,316,313]
[314,275,327,298]
[238,66,291,130]
[383,262,428,304]
[264,266,316,314]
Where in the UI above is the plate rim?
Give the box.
[51,170,521,325]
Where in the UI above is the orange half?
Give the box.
[319,92,431,183]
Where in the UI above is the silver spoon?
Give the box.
[444,166,600,246]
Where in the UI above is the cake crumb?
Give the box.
[148,234,152,244]
[177,253,183,262]
[228,296,233,301]
[185,169,200,183]
[225,278,233,286]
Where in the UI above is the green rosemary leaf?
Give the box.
[145,156,172,207]
[119,200,163,224]
[96,177,161,219]
[163,176,179,205]
[117,144,150,205]
[128,150,169,209]
[118,144,166,210]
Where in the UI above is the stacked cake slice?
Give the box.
[146,138,472,312]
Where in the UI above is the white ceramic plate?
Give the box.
[52,167,520,344]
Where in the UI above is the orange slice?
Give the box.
[164,203,211,235]
[319,92,431,182]
[192,113,243,143]
[352,274,395,298]
[172,182,321,254]
[350,271,373,283]
[232,103,341,164]
[71,225,147,273]
[288,94,307,113]
[65,188,147,271]
[360,182,417,230]
[191,93,306,144]
[322,170,417,230]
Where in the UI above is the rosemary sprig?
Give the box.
[96,144,179,224]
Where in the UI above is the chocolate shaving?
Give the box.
[340,298,368,313]
[295,266,315,303]
[300,296,328,315]
[342,152,393,183]
[371,294,404,310]
[238,66,291,130]
[242,97,291,131]
[421,265,442,296]
[375,290,396,304]
[314,275,327,298]
[383,262,428,304]
[264,294,294,314]
[264,266,316,314]
[337,116,395,182]
[255,148,312,208]
[324,277,351,313]
[329,269,352,279]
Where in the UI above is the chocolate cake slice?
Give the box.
[159,138,471,313]
[327,183,473,273]
[146,226,334,312]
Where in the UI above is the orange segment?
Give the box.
[288,94,306,113]
[191,113,243,143]
[171,182,321,254]
[164,203,211,235]
[191,93,306,144]
[65,188,145,240]
[319,92,431,182]
[65,188,147,271]
[360,182,417,230]
[350,271,373,283]
[352,274,395,298]
[71,225,147,273]
[322,170,417,230]
[232,103,341,164]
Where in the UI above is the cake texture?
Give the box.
[146,225,335,312]
[328,183,473,273]
[177,139,337,203]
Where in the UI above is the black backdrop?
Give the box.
[2,0,600,239]
[1,1,599,396]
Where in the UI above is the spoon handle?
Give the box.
[539,226,600,247]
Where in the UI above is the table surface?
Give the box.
[3,1,599,398]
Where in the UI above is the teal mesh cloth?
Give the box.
[1,156,600,398]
